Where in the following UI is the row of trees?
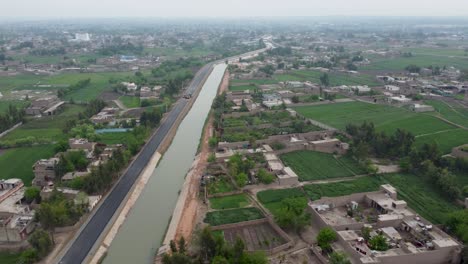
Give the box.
[55,150,89,178]
[346,122,415,161]
[0,104,25,133]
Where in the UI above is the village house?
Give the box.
[25,96,65,116]
[32,157,60,187]
[90,107,119,124]
[309,185,462,264]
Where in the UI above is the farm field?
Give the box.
[280,151,366,181]
[223,222,287,251]
[97,132,133,145]
[0,104,85,143]
[209,194,250,210]
[119,95,140,108]
[362,54,468,71]
[204,207,265,226]
[0,145,56,185]
[0,71,139,102]
[257,188,306,216]
[414,128,468,154]
[293,101,454,135]
[402,47,468,57]
[228,84,256,91]
[230,79,278,85]
[273,70,380,87]
[424,100,468,128]
[143,46,214,59]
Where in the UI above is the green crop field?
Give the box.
[230,79,278,85]
[294,101,454,135]
[144,47,214,59]
[0,71,139,102]
[303,176,382,201]
[425,100,468,128]
[363,54,468,71]
[204,207,264,226]
[0,104,85,143]
[257,188,306,215]
[273,70,380,87]
[98,132,133,145]
[415,128,468,154]
[302,174,460,224]
[209,194,250,210]
[402,47,468,57]
[0,145,56,186]
[229,84,256,91]
[280,151,366,181]
[119,96,140,108]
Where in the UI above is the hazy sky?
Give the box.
[2,0,468,18]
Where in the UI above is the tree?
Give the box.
[319,73,329,96]
[446,210,468,243]
[368,235,389,251]
[275,197,311,232]
[24,187,41,203]
[209,137,218,149]
[178,236,186,254]
[235,172,248,188]
[170,239,178,253]
[330,252,351,264]
[291,95,300,104]
[317,227,337,252]
[257,168,275,184]
[19,248,39,264]
[28,229,53,258]
[405,64,421,74]
[361,226,371,241]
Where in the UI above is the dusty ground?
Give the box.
[173,70,229,242]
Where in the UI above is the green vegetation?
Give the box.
[119,96,140,108]
[369,235,389,251]
[0,145,55,185]
[294,101,454,135]
[207,177,236,195]
[0,252,22,264]
[363,54,468,71]
[415,128,468,154]
[209,194,250,210]
[204,207,264,226]
[0,104,85,144]
[303,173,460,224]
[273,70,380,87]
[257,188,306,216]
[228,84,256,91]
[425,100,468,128]
[317,227,337,252]
[274,197,311,232]
[98,132,133,145]
[0,100,28,114]
[281,151,366,181]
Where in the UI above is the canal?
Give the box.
[103,63,227,264]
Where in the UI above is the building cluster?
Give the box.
[25,96,65,116]
[309,185,462,264]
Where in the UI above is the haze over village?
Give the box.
[0,1,467,264]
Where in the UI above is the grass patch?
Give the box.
[209,194,250,210]
[363,54,468,71]
[0,100,29,114]
[281,151,366,181]
[0,145,56,186]
[204,207,264,226]
[119,96,140,108]
[230,79,278,85]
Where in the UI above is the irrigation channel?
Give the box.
[103,63,227,264]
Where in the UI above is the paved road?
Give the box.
[58,64,213,264]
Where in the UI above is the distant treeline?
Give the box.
[57,78,91,98]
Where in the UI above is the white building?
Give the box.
[74,33,90,42]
